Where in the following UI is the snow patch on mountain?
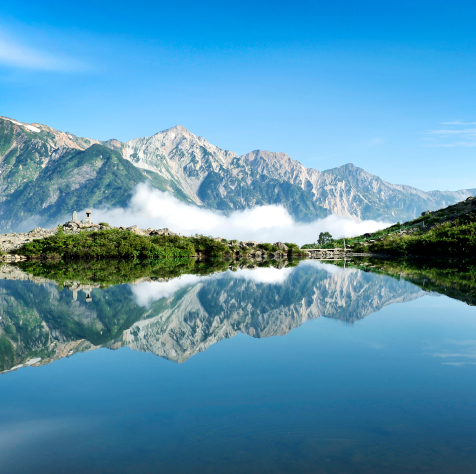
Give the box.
[3,117,40,132]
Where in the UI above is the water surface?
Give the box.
[0,259,475,473]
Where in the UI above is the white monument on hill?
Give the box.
[81,210,93,225]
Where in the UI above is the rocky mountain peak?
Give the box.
[129,124,235,160]
[164,124,188,133]
[152,124,193,141]
[323,163,360,174]
[241,149,320,181]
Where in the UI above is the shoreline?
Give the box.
[3,252,474,263]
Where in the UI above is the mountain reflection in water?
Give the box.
[0,260,432,372]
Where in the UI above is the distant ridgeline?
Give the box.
[1,116,475,232]
[303,197,476,257]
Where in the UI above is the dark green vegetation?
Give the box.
[16,228,304,260]
[333,257,476,306]
[303,198,476,257]
[318,231,333,246]
[17,230,227,259]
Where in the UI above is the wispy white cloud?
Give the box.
[0,36,84,71]
[428,339,476,366]
[131,274,207,306]
[425,122,476,147]
[233,267,294,284]
[90,183,390,246]
[300,259,355,275]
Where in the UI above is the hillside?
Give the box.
[1,116,474,232]
[307,197,476,256]
[1,143,146,231]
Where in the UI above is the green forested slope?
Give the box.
[1,144,146,231]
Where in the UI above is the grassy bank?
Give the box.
[349,222,476,256]
[16,228,305,260]
[302,198,476,257]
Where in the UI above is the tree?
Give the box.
[318,231,333,246]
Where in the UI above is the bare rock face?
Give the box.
[114,226,177,236]
[63,221,81,230]
[126,225,148,236]
[149,228,176,236]
[123,125,237,206]
[274,242,288,251]
[0,227,57,253]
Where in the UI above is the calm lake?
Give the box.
[0,259,475,473]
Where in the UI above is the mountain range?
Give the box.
[0,116,474,232]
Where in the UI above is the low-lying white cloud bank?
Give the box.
[91,183,390,246]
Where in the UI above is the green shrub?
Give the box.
[258,243,280,252]
[16,229,303,261]
[16,229,242,260]
[17,229,195,260]
[353,221,476,256]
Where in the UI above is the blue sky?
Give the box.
[1,0,476,190]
